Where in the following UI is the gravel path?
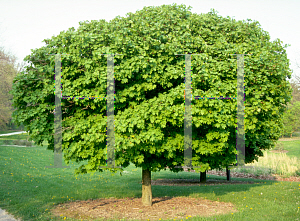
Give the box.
[0,131,27,137]
[0,208,22,221]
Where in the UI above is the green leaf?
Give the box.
[10,3,292,181]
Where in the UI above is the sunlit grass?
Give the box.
[0,130,299,221]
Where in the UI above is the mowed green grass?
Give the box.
[0,131,300,221]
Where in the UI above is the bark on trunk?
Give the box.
[200,171,206,183]
[142,169,152,206]
[226,166,231,181]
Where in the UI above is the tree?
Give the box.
[282,88,300,137]
[292,55,300,132]
[280,101,300,137]
[0,46,25,130]
[10,4,293,206]
[280,78,300,137]
[279,56,300,137]
[291,50,300,90]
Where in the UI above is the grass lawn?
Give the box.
[0,132,299,221]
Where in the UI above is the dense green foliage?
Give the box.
[280,101,300,137]
[10,4,293,177]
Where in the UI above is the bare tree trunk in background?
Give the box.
[142,169,152,206]
[226,166,231,181]
[200,171,206,183]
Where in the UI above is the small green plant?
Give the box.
[253,167,274,176]
[267,167,276,175]
[2,140,13,145]
[253,168,263,176]
[239,167,250,174]
[273,142,285,152]
[12,140,33,146]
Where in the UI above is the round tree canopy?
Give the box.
[11,4,293,176]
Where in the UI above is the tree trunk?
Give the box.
[226,166,231,181]
[200,171,206,183]
[142,169,152,206]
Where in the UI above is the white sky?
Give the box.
[0,0,299,83]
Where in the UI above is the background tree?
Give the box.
[280,101,300,137]
[279,53,300,137]
[0,46,25,131]
[293,56,300,132]
[293,66,300,132]
[10,4,293,206]
[280,81,300,138]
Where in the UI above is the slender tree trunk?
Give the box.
[200,171,206,183]
[226,166,231,181]
[142,169,152,206]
